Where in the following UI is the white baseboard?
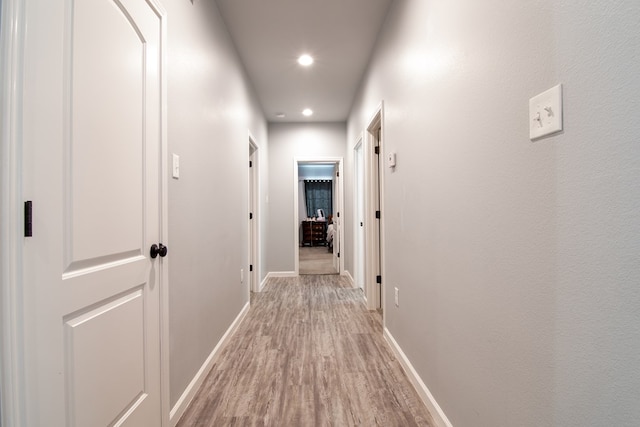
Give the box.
[170,302,250,426]
[264,271,297,279]
[259,274,269,292]
[383,328,453,427]
[342,270,354,287]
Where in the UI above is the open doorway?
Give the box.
[293,157,344,276]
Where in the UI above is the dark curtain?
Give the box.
[304,180,332,218]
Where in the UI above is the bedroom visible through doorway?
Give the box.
[294,158,344,276]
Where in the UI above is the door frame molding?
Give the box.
[293,157,344,276]
[155,0,170,424]
[352,133,365,291]
[364,102,386,312]
[1,0,26,424]
[248,132,260,293]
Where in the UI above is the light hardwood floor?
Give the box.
[176,275,435,426]
[299,246,337,275]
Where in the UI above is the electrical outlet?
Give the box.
[240,269,244,283]
[394,287,399,307]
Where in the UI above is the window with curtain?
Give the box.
[304,180,332,218]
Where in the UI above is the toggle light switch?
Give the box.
[387,152,396,168]
[529,84,563,140]
[172,153,180,179]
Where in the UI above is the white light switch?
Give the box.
[172,153,180,179]
[387,152,396,168]
[529,84,563,140]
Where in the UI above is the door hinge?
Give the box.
[337,252,340,258]
[336,171,339,177]
[249,212,253,220]
[24,201,33,237]
[249,160,252,167]
[376,275,382,284]
[374,146,380,155]
[249,264,253,272]
[375,210,381,219]
[336,212,340,218]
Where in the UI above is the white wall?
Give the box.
[347,1,640,426]
[267,123,345,272]
[165,0,267,409]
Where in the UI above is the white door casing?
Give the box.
[332,167,340,271]
[248,134,259,292]
[21,0,166,425]
[364,103,385,311]
[1,0,27,425]
[293,158,344,276]
[353,136,365,290]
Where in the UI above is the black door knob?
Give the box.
[158,243,168,257]
[150,243,168,259]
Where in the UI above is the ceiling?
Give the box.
[214,0,393,123]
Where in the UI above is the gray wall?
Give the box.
[166,0,267,408]
[267,123,346,272]
[347,1,640,426]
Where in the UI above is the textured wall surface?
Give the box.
[165,0,267,408]
[267,123,346,272]
[347,1,640,425]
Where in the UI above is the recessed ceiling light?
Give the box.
[275,112,286,118]
[302,108,313,117]
[298,54,314,66]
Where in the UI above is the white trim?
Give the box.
[293,159,299,274]
[293,157,345,276]
[265,271,297,279]
[364,102,385,312]
[342,270,355,287]
[151,0,170,424]
[248,132,260,294]
[1,0,26,425]
[377,103,387,318]
[258,274,270,292]
[383,328,453,427]
[352,133,364,293]
[352,131,365,151]
[169,302,250,426]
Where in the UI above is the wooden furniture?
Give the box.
[301,221,327,246]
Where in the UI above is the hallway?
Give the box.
[3,0,640,425]
[176,275,434,426]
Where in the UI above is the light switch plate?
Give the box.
[172,153,180,179]
[387,152,396,168]
[529,84,563,140]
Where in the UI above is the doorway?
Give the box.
[354,136,365,290]
[294,157,344,276]
[359,103,384,311]
[248,134,259,292]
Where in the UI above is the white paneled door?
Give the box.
[22,0,165,425]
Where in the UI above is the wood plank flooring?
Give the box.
[299,246,337,275]
[176,275,435,426]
